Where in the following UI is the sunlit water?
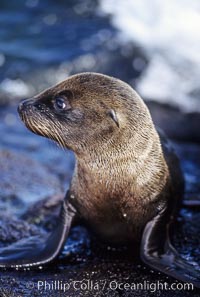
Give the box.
[0,0,115,102]
[100,0,200,112]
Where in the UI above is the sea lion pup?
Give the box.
[0,73,199,286]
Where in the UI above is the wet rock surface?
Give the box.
[0,149,63,216]
[147,101,200,143]
[0,216,44,248]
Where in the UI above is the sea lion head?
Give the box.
[18,72,153,156]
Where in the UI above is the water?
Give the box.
[1,0,200,112]
[0,0,116,102]
[100,0,200,112]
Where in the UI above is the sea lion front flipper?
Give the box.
[0,192,76,268]
[140,206,200,288]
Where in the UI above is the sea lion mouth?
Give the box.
[18,98,68,148]
[18,98,46,137]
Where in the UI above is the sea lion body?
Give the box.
[0,73,199,287]
[21,72,172,243]
[70,131,181,245]
[44,73,180,244]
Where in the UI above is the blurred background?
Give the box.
[0,1,200,296]
[0,0,200,142]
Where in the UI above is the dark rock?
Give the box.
[0,149,63,216]
[0,215,45,248]
[22,193,63,231]
[173,142,200,201]
[147,101,200,143]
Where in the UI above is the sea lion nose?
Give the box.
[18,99,25,112]
[18,98,35,113]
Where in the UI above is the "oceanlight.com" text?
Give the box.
[27,279,194,293]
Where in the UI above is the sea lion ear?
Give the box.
[109,109,119,128]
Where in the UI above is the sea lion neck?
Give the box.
[75,132,157,181]
[76,144,136,173]
[72,124,168,197]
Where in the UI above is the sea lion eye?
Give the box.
[54,90,73,111]
[55,97,66,109]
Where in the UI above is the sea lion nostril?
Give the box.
[17,103,22,113]
[18,98,35,113]
[18,99,26,112]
